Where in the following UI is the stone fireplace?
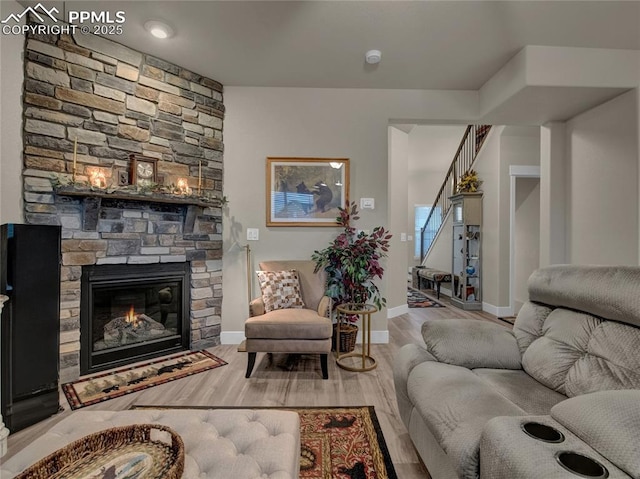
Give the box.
[20,25,224,382]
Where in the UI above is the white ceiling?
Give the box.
[22,0,640,90]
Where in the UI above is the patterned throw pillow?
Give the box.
[256,270,306,312]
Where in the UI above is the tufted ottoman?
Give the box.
[1,409,301,479]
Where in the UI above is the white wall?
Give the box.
[565,90,639,265]
[473,127,502,307]
[540,122,567,266]
[423,212,453,273]
[221,87,478,341]
[387,127,409,315]
[0,0,24,224]
[514,177,540,311]
[408,124,467,265]
[496,127,541,307]
[469,126,541,310]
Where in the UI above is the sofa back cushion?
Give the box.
[514,265,640,397]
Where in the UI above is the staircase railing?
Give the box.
[420,125,491,262]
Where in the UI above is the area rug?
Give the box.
[407,287,444,308]
[133,405,398,479]
[62,350,227,410]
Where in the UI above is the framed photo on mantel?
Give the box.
[266,157,349,227]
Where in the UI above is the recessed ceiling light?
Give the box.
[365,50,382,64]
[144,20,174,39]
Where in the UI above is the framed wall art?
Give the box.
[266,157,349,227]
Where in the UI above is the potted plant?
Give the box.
[456,169,482,193]
[312,201,392,352]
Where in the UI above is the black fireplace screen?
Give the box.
[92,281,180,351]
[81,263,190,374]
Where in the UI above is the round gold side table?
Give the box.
[335,303,378,372]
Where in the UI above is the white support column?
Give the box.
[539,122,567,266]
[0,295,9,457]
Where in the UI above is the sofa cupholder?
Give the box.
[521,422,565,443]
[555,452,609,478]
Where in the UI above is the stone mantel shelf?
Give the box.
[55,186,222,209]
[55,186,222,233]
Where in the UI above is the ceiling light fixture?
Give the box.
[144,20,174,39]
[365,50,382,64]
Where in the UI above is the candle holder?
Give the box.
[86,167,109,189]
[176,178,192,195]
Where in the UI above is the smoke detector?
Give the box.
[365,50,382,64]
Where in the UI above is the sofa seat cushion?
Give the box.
[473,368,567,415]
[245,308,333,340]
[408,361,525,479]
[0,409,301,479]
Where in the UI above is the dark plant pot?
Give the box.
[332,323,358,353]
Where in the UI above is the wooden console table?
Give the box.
[335,303,377,372]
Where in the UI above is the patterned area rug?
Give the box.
[407,287,444,308]
[62,351,227,410]
[133,405,398,479]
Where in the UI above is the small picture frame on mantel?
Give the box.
[129,154,158,187]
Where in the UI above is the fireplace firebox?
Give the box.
[80,263,190,374]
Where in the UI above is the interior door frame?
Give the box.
[509,165,541,316]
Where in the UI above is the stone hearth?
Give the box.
[19,25,225,382]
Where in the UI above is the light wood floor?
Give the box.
[3,291,508,477]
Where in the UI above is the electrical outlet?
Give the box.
[247,228,259,241]
[360,198,375,209]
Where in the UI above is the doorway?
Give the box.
[509,166,540,315]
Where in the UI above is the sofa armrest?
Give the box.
[551,390,640,478]
[422,319,522,369]
[249,297,265,317]
[393,343,437,427]
[317,296,331,318]
[480,414,627,479]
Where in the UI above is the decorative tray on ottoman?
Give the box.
[15,424,184,479]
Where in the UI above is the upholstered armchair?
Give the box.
[244,260,333,379]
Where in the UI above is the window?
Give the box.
[415,204,442,259]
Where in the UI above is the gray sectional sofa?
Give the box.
[394,265,640,479]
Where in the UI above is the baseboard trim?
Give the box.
[362,330,389,344]
[482,302,513,318]
[221,330,390,345]
[220,331,245,345]
[387,304,409,318]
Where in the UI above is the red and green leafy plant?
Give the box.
[312,201,392,314]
